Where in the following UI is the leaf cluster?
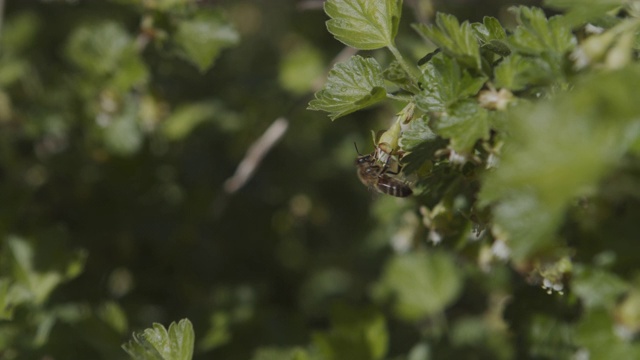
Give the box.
[307,0,640,358]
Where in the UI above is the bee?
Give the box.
[355,146,413,198]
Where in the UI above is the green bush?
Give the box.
[1,0,640,359]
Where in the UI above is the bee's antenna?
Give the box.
[354,142,363,156]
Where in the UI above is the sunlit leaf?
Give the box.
[123,319,195,360]
[324,0,403,50]
[417,54,487,112]
[308,55,386,120]
[413,13,482,69]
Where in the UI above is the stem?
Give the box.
[387,42,421,84]
[386,93,413,102]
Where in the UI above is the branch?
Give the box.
[223,117,289,193]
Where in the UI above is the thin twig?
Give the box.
[223,117,289,194]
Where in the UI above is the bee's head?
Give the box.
[355,154,372,166]
[354,142,373,165]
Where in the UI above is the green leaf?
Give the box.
[400,116,437,150]
[279,43,324,94]
[575,310,640,359]
[98,301,129,335]
[0,11,41,54]
[308,55,386,120]
[472,17,511,57]
[324,0,403,50]
[544,0,622,28]
[103,97,144,156]
[123,319,195,360]
[527,316,575,359]
[413,13,482,69]
[480,66,640,261]
[508,7,576,56]
[174,11,239,72]
[252,347,310,360]
[162,102,218,141]
[313,304,388,360]
[416,54,487,112]
[7,235,86,306]
[374,251,463,321]
[434,100,489,153]
[0,279,15,320]
[65,21,136,76]
[572,265,629,309]
[493,54,556,91]
[383,60,413,91]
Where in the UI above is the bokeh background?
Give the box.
[0,1,557,359]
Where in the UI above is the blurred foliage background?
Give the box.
[6,0,640,359]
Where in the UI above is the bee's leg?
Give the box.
[380,154,404,175]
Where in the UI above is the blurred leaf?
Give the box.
[313,304,388,360]
[114,0,196,11]
[98,301,129,335]
[279,43,324,94]
[66,21,135,76]
[174,11,240,72]
[0,279,14,320]
[7,235,86,306]
[0,11,40,54]
[417,54,487,113]
[308,55,386,120]
[480,66,640,260]
[407,343,431,360]
[413,13,482,69]
[375,251,463,321]
[575,310,640,359]
[324,0,403,50]
[123,319,194,360]
[434,100,489,153]
[616,290,640,333]
[544,0,622,28]
[198,311,231,352]
[572,265,629,309]
[508,7,575,56]
[528,315,575,359]
[162,102,218,141]
[103,98,144,156]
[251,347,310,360]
